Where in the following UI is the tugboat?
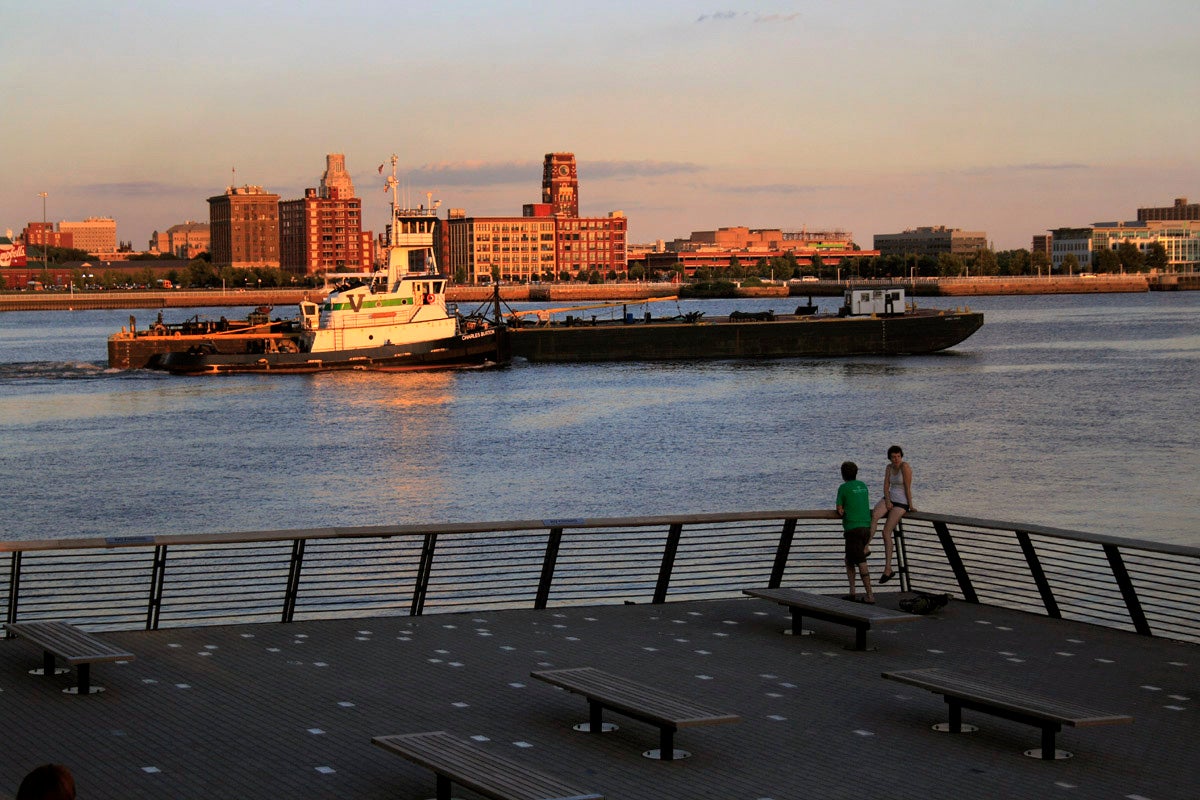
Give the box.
[157,157,508,375]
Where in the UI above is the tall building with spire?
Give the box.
[542,153,579,217]
[319,153,355,200]
[279,153,373,276]
[446,152,626,284]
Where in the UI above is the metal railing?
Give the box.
[3,511,1198,644]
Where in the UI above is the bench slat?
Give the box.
[883,668,1133,727]
[5,621,135,665]
[531,667,739,727]
[373,732,602,800]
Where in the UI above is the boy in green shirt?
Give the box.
[836,461,875,603]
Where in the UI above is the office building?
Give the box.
[1051,220,1200,272]
[207,185,280,268]
[279,154,373,276]
[874,226,988,257]
[58,217,117,255]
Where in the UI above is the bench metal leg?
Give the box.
[1023,724,1071,760]
[660,728,674,761]
[77,663,91,695]
[643,726,689,761]
[932,699,978,734]
[573,700,617,733]
[435,772,451,800]
[29,651,68,678]
[783,610,812,637]
[589,700,603,733]
[853,625,868,651]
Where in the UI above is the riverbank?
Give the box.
[0,273,1192,311]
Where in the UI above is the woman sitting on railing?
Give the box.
[872,445,914,584]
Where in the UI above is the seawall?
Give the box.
[2,273,1193,311]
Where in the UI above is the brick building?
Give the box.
[207,185,280,268]
[20,222,73,250]
[279,154,373,276]
[874,226,988,257]
[445,153,627,283]
[151,222,210,259]
[1137,197,1199,222]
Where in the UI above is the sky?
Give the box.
[2,0,1198,252]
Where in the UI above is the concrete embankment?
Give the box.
[937,275,1149,295]
[1,274,1192,312]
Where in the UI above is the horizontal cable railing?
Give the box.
[2,511,1198,645]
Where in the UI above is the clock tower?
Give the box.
[542,153,579,217]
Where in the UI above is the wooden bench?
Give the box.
[371,731,603,800]
[743,587,921,650]
[530,666,740,761]
[4,621,134,695]
[883,667,1134,760]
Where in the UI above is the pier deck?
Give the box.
[0,594,1194,799]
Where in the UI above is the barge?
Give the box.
[507,288,983,362]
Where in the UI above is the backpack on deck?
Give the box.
[899,591,952,615]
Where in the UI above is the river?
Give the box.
[0,291,1196,546]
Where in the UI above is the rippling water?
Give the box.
[0,292,1196,545]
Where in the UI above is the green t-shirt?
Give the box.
[836,479,871,531]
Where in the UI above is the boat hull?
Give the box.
[157,328,508,375]
[509,309,984,362]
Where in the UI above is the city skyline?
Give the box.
[2,1,1197,252]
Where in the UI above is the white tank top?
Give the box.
[887,463,910,504]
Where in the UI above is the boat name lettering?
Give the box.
[460,329,496,341]
[105,535,156,546]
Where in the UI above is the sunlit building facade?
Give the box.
[151,222,210,259]
[444,153,628,283]
[279,154,373,276]
[1051,220,1200,272]
[207,185,280,268]
[58,217,117,255]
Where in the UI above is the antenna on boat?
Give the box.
[384,154,400,246]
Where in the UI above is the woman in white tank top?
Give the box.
[871,445,914,584]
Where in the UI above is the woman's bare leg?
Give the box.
[881,507,906,576]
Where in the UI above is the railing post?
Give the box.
[5,551,20,629]
[894,522,909,592]
[768,518,797,589]
[933,521,978,603]
[1104,544,1151,636]
[281,538,306,623]
[535,527,564,610]
[1016,530,1060,619]
[411,532,438,616]
[653,523,684,604]
[146,545,167,631]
